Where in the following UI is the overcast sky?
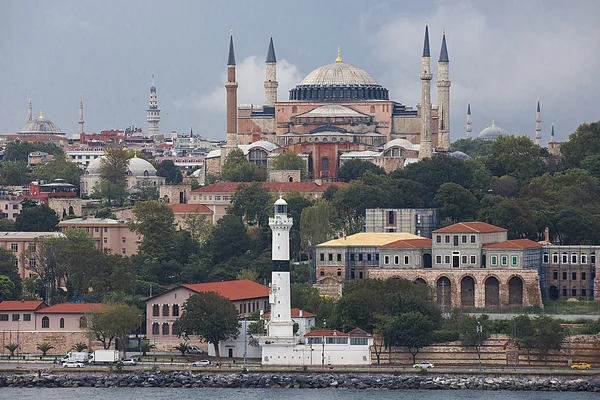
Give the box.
[1,0,599,143]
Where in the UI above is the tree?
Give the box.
[513,315,536,365]
[0,276,16,301]
[34,155,83,188]
[485,135,547,186]
[561,121,600,168]
[450,138,490,158]
[300,200,336,263]
[86,304,142,350]
[0,249,22,299]
[139,341,155,356]
[71,342,88,352]
[385,312,434,364]
[221,149,267,182]
[337,159,385,183]
[156,160,183,184]
[174,292,240,357]
[3,140,63,162]
[173,342,190,356]
[433,182,479,222]
[4,343,18,359]
[0,161,29,186]
[533,315,566,365]
[14,204,59,232]
[182,212,212,242]
[271,151,308,181]
[284,192,314,262]
[228,183,272,226]
[479,198,537,239]
[457,314,490,364]
[131,201,177,260]
[36,343,54,357]
[207,214,249,264]
[490,175,519,198]
[97,147,130,206]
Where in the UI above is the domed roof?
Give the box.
[478,122,508,141]
[448,151,472,160]
[128,156,157,176]
[300,62,378,86]
[20,112,64,135]
[86,156,105,174]
[245,140,279,153]
[383,139,418,151]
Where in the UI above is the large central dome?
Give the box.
[19,113,65,135]
[300,62,378,86]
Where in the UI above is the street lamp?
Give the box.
[476,321,482,369]
[321,318,326,369]
[243,317,247,369]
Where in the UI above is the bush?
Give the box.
[431,330,459,343]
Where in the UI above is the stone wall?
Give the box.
[0,331,101,356]
[159,185,190,205]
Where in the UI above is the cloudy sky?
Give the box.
[1,0,599,143]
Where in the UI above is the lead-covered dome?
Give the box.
[20,113,65,135]
[128,157,157,176]
[300,62,378,86]
[478,122,508,141]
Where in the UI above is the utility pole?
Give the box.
[243,317,247,369]
[477,321,482,369]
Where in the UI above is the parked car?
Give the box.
[62,361,85,368]
[191,360,212,367]
[413,362,434,369]
[121,358,137,366]
[186,346,205,355]
[571,362,591,370]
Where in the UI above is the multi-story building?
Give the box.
[0,195,23,221]
[364,208,439,238]
[0,232,64,280]
[540,245,598,300]
[65,147,105,167]
[57,218,141,256]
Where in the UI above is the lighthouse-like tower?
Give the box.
[267,196,294,338]
[147,76,161,137]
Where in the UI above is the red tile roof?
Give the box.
[169,204,213,214]
[434,222,506,233]
[262,308,316,318]
[305,329,349,337]
[181,279,269,301]
[191,181,347,194]
[379,238,432,249]
[483,239,542,249]
[37,303,107,314]
[0,300,47,311]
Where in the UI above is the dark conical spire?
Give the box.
[551,124,555,136]
[423,22,430,57]
[228,30,236,66]
[467,103,471,115]
[439,31,449,62]
[537,100,540,112]
[266,34,276,63]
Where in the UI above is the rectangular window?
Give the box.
[470,235,476,244]
[350,337,368,345]
[491,256,497,266]
[152,304,160,316]
[563,272,567,280]
[581,254,587,264]
[562,254,568,263]
[12,204,18,210]
[592,255,596,264]
[512,256,518,266]
[28,244,36,253]
[215,196,221,201]
[29,258,36,268]
[404,255,409,265]
[453,236,459,246]
[582,289,587,296]
[350,253,355,261]
[562,288,567,297]
[436,235,442,244]
[572,272,577,280]
[152,323,159,335]
[104,228,108,233]
[445,255,450,264]
[461,255,467,264]
[122,237,126,243]
[394,256,399,265]
[445,235,450,244]
[384,255,390,265]
[0,314,8,321]
[163,305,169,316]
[320,253,325,261]
[572,254,577,263]
[461,235,467,244]
[328,254,333,261]
[367,254,372,262]
[581,272,586,280]
[553,270,558,280]
[121,248,126,254]
[10,243,18,252]
[326,337,348,344]
[94,227,99,233]
[12,314,20,321]
[23,314,31,322]
[375,254,379,262]
[571,288,577,297]
[358,254,363,261]
[162,323,169,336]
[553,254,558,263]
[501,256,508,266]
[307,337,322,345]
[103,237,107,244]
[543,254,549,263]
[436,255,442,264]
[388,211,395,225]
[470,255,476,264]
[337,254,342,262]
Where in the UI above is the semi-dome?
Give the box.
[478,122,508,141]
[20,112,65,135]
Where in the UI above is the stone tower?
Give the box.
[147,76,161,137]
[264,34,278,106]
[222,30,239,167]
[535,100,541,146]
[436,30,451,149]
[28,97,32,122]
[419,21,433,159]
[466,103,472,139]
[78,94,85,135]
[267,196,294,338]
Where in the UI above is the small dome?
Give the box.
[128,157,157,176]
[20,114,64,135]
[245,140,279,154]
[383,139,417,151]
[274,196,287,206]
[478,122,508,141]
[448,151,472,160]
[86,156,105,175]
[300,62,378,86]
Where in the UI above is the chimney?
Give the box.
[544,227,549,242]
[299,309,303,317]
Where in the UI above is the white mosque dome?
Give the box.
[85,156,105,175]
[300,62,378,86]
[127,157,157,176]
[20,113,65,135]
[478,122,508,141]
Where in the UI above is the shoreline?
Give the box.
[1,371,599,391]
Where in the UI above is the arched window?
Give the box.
[321,157,330,172]
[152,304,159,316]
[163,304,169,316]
[79,316,87,328]
[162,323,169,335]
[60,318,65,329]
[42,316,49,328]
[172,304,179,317]
[248,149,268,166]
[143,170,149,176]
[152,322,159,335]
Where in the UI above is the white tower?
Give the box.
[28,97,33,122]
[267,196,294,338]
[78,94,85,135]
[264,34,278,106]
[147,75,161,137]
[535,100,541,146]
[466,103,472,139]
[419,21,433,159]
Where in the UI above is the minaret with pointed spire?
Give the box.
[28,97,33,122]
[535,100,541,146]
[147,75,161,137]
[78,94,85,135]
[436,29,451,149]
[264,33,278,106]
[222,29,239,168]
[419,20,433,159]
[466,103,472,139]
[550,123,555,143]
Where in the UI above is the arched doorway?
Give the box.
[485,276,500,307]
[508,276,523,305]
[436,276,452,312]
[414,278,427,285]
[548,285,559,300]
[423,253,432,268]
[460,276,475,308]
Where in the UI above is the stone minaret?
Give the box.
[535,100,541,146]
[264,34,278,106]
[550,123,555,143]
[28,97,33,122]
[419,21,433,159]
[466,103,472,139]
[222,30,239,167]
[78,94,85,135]
[147,75,161,137]
[268,196,294,338]
[436,30,451,149]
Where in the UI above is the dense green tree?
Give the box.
[450,138,490,158]
[182,212,213,243]
[434,182,479,222]
[384,312,434,364]
[131,201,177,259]
[485,135,547,186]
[95,207,117,219]
[533,315,566,365]
[96,147,130,205]
[14,204,59,232]
[337,159,385,183]
[513,315,536,364]
[271,151,308,181]
[483,199,537,239]
[490,175,519,198]
[228,183,272,226]
[0,219,15,232]
[3,141,63,162]
[457,314,490,362]
[156,160,183,184]
[0,161,29,186]
[221,149,267,182]
[207,214,249,264]
[561,121,600,168]
[34,155,83,187]
[580,154,600,179]
[174,292,240,357]
[284,192,313,262]
[300,200,337,262]
[555,207,600,244]
[86,304,142,350]
[0,275,16,301]
[291,282,334,326]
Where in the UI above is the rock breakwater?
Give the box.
[1,372,599,391]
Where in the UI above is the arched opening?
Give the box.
[460,276,475,308]
[485,276,500,307]
[423,253,432,268]
[152,322,159,335]
[288,176,293,182]
[508,276,523,305]
[162,323,169,336]
[42,316,49,328]
[548,285,559,300]
[436,276,452,312]
[79,316,87,328]
[248,149,268,166]
[68,205,75,215]
[60,318,65,329]
[414,278,426,285]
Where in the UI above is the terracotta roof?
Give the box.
[0,300,47,311]
[305,329,348,337]
[181,279,269,301]
[483,239,542,249]
[317,232,422,248]
[191,181,347,194]
[380,238,432,249]
[37,303,107,314]
[169,204,213,214]
[434,222,506,234]
[262,308,316,318]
